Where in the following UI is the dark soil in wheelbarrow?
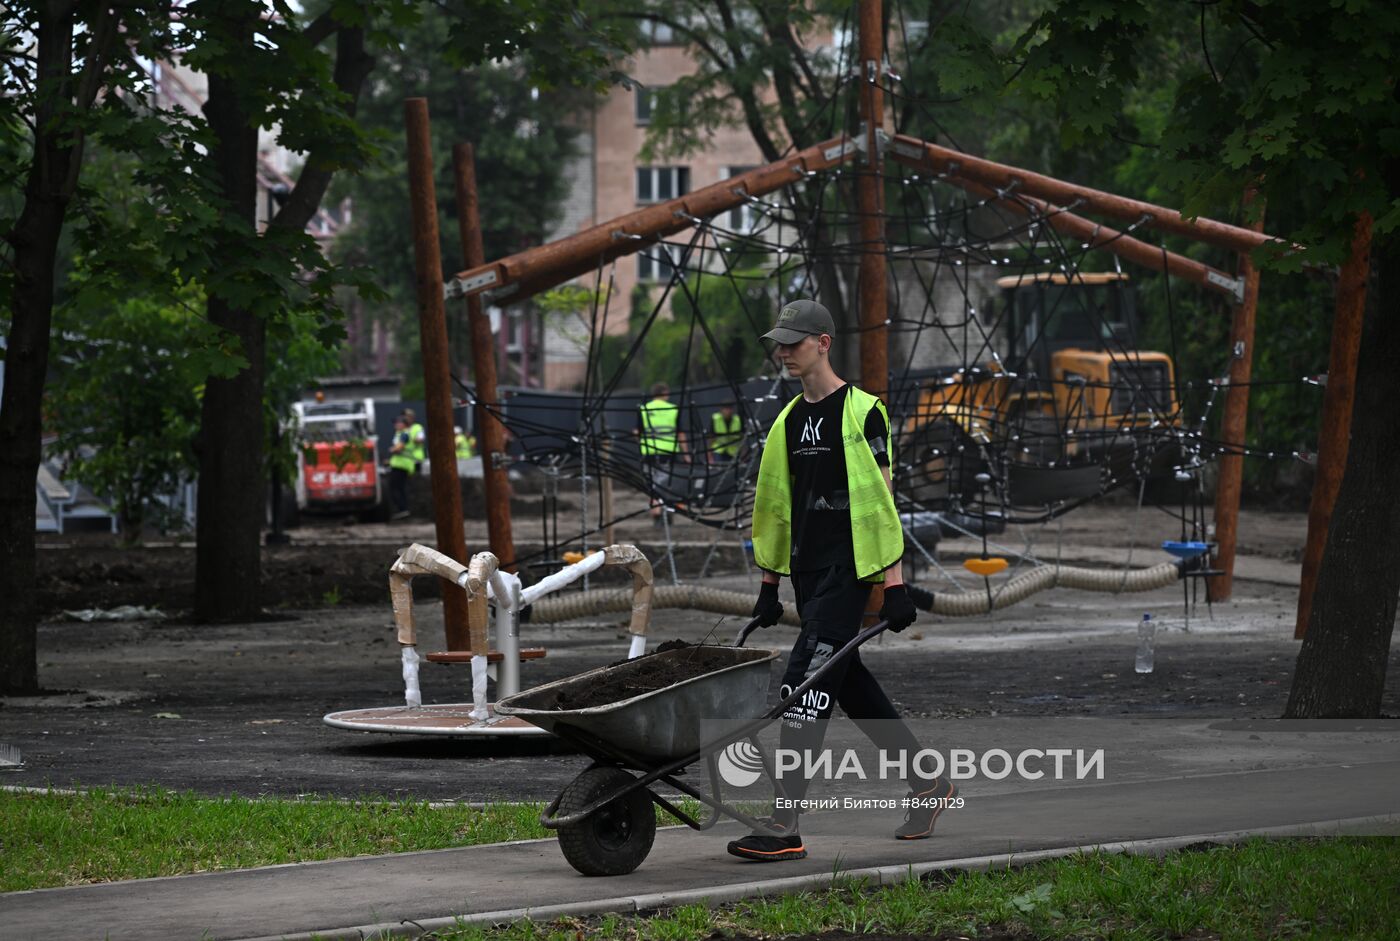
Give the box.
[547,640,737,710]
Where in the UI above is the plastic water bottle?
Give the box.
[1134,613,1156,674]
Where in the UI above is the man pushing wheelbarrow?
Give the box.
[734,298,956,862]
[495,299,953,877]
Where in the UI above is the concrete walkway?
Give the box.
[4,717,1398,941]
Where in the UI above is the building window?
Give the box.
[636,166,690,204]
[642,20,677,45]
[723,166,759,232]
[635,86,662,125]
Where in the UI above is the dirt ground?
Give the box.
[5,503,1398,802]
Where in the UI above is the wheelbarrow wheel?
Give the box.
[556,765,656,876]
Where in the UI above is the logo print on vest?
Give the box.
[799,416,823,444]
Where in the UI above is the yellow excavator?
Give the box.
[901,271,1182,510]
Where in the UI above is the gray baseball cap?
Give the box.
[761,298,835,345]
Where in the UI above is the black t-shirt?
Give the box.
[784,384,890,572]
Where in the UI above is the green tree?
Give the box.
[0,0,637,691]
[331,4,594,386]
[1003,1,1400,715]
[46,274,216,543]
[179,0,634,622]
[1,1,195,693]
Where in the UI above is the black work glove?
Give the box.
[880,584,917,633]
[752,580,784,628]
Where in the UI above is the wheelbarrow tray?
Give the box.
[496,645,779,763]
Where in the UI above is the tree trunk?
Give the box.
[194,54,265,622]
[0,198,69,694]
[0,9,79,694]
[1284,230,1400,718]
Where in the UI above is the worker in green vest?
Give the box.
[636,382,687,524]
[709,401,742,463]
[454,425,476,460]
[728,298,949,864]
[387,415,415,519]
[402,408,426,473]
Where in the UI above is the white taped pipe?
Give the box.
[470,655,489,721]
[400,645,422,708]
[628,634,647,659]
[520,550,608,605]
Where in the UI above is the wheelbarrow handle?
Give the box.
[733,616,765,648]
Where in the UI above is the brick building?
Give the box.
[537,35,770,390]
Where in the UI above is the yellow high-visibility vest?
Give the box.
[751,386,902,581]
[711,412,742,457]
[406,423,426,463]
[639,399,679,455]
[389,431,416,472]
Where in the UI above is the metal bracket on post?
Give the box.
[1206,269,1247,303]
[822,139,859,163]
[856,123,888,165]
[891,139,923,162]
[444,268,500,301]
[490,451,511,471]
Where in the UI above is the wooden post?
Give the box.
[404,98,471,650]
[856,0,888,626]
[1208,189,1265,602]
[1296,211,1372,637]
[856,0,888,401]
[452,142,516,572]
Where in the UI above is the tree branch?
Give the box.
[271,24,374,233]
[300,9,339,48]
[751,3,823,150]
[598,11,732,76]
[74,5,122,111]
[709,0,784,160]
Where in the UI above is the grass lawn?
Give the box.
[431,838,1400,941]
[5,789,1396,939]
[0,786,555,891]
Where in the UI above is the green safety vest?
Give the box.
[389,431,416,472]
[639,399,679,455]
[751,386,903,582]
[455,433,475,459]
[711,412,742,457]
[406,423,426,463]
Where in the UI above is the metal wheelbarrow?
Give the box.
[495,618,890,876]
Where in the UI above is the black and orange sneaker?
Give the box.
[726,831,807,861]
[894,778,957,840]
